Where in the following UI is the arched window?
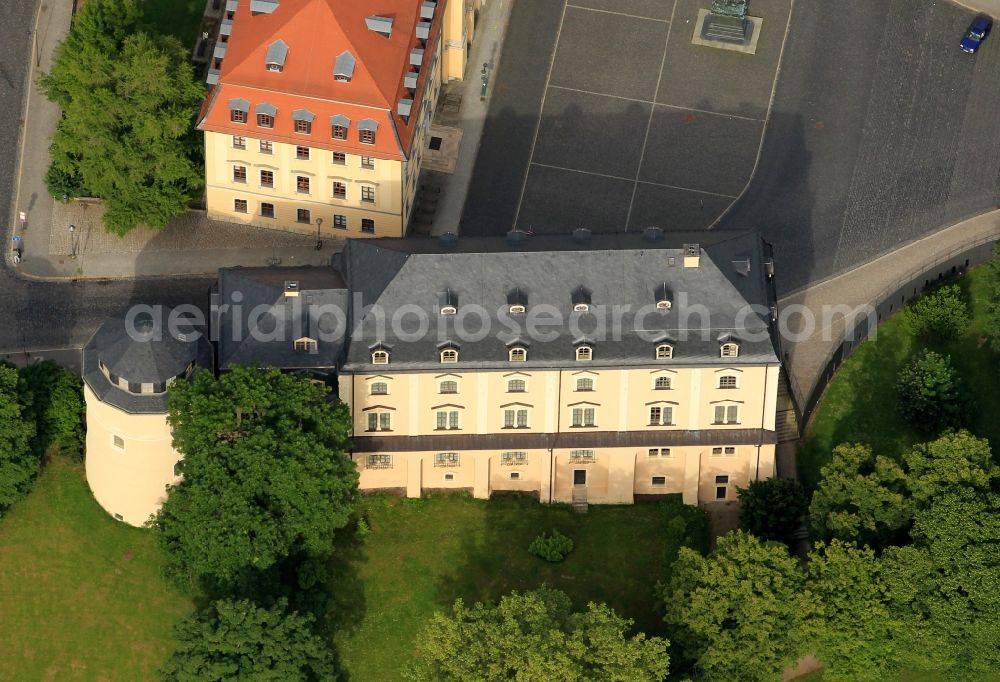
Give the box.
[507,379,526,392]
[575,345,592,361]
[719,375,737,389]
[576,378,594,391]
[439,380,458,394]
[654,376,671,390]
[655,344,673,360]
[720,342,739,358]
[371,349,389,365]
[509,346,527,362]
[440,348,459,363]
[370,381,388,395]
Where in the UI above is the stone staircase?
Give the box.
[571,485,588,514]
[775,370,800,443]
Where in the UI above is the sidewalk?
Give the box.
[7,0,344,281]
[420,0,515,235]
[779,209,1000,418]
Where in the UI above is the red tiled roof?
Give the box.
[199,0,442,159]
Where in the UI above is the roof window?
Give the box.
[334,51,356,82]
[265,39,288,72]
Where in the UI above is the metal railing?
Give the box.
[793,234,999,432]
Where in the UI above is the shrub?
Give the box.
[905,283,968,341]
[896,350,968,435]
[737,478,807,545]
[528,529,574,562]
[660,495,710,565]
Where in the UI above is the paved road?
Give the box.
[0,0,211,355]
[719,0,1000,293]
[464,0,1000,295]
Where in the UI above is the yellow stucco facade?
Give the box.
[202,0,459,238]
[342,363,780,505]
[84,385,181,526]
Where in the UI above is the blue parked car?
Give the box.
[961,15,992,53]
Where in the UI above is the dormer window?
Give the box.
[293,337,317,352]
[264,39,288,72]
[656,344,673,360]
[654,282,672,310]
[507,288,527,315]
[334,50,356,82]
[509,346,527,362]
[372,349,389,365]
[440,348,458,363]
[571,286,591,312]
[359,119,378,145]
[575,345,593,362]
[293,109,314,134]
[330,115,350,140]
[721,342,739,358]
[228,98,249,124]
[255,103,276,129]
[439,289,458,315]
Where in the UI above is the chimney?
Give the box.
[683,243,700,268]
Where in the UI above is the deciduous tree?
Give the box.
[660,531,814,681]
[18,361,85,460]
[903,430,997,505]
[407,588,669,681]
[809,443,910,550]
[161,598,337,681]
[807,541,901,681]
[0,365,37,515]
[905,283,969,341]
[737,477,807,545]
[895,350,967,434]
[153,366,357,590]
[40,0,203,235]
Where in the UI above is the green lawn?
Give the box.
[332,494,674,681]
[799,266,1000,492]
[142,0,205,44]
[0,456,193,681]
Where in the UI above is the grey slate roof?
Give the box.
[215,266,348,371]
[336,231,779,372]
[83,312,212,414]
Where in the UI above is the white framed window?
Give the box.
[649,405,673,426]
[366,412,392,431]
[509,346,527,362]
[370,381,388,395]
[571,407,595,427]
[656,344,673,360]
[712,446,737,456]
[436,410,460,430]
[719,375,738,389]
[576,378,594,391]
[647,448,671,457]
[714,404,740,424]
[372,349,389,365]
[509,304,526,314]
[440,348,459,363]
[569,449,596,463]
[575,345,593,361]
[365,454,393,469]
[654,376,671,390]
[439,380,458,394]
[501,451,528,466]
[434,452,460,467]
[507,379,526,392]
[112,434,125,451]
[721,342,739,358]
[503,408,529,429]
[573,303,590,313]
